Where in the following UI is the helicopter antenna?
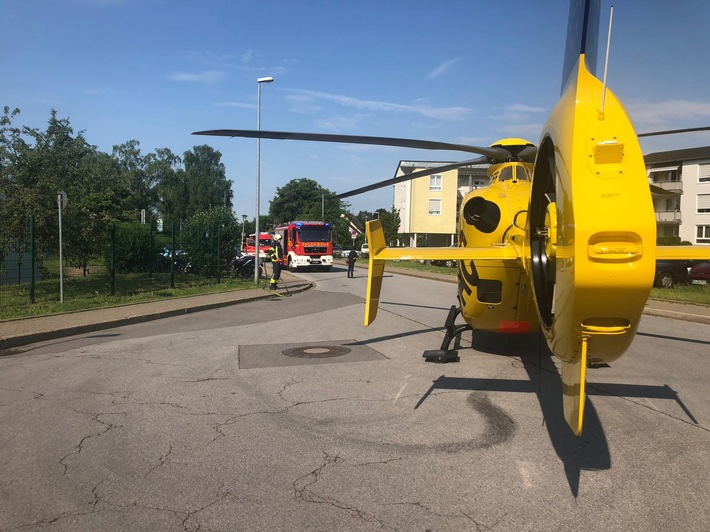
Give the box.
[599,5,614,116]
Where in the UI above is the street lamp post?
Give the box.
[255,76,274,284]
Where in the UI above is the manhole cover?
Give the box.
[282,345,351,359]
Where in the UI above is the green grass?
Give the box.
[649,283,710,306]
[0,272,267,320]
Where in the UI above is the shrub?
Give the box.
[181,207,239,276]
[104,222,155,273]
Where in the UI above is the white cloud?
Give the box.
[167,70,226,83]
[425,58,458,80]
[288,89,470,121]
[627,99,710,127]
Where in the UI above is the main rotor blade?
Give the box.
[515,145,537,163]
[193,129,512,161]
[332,156,489,199]
[638,126,710,137]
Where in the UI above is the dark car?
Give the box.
[654,260,690,288]
[332,245,343,258]
[688,261,710,285]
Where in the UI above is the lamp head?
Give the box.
[257,77,274,84]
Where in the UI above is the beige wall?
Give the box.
[409,168,458,235]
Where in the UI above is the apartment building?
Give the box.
[645,146,710,244]
[393,161,489,246]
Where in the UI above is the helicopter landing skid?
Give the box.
[423,305,472,363]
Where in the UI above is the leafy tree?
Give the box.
[0,108,127,273]
[376,207,401,246]
[183,145,233,216]
[269,177,352,244]
[112,139,158,221]
[62,149,128,274]
[148,147,185,230]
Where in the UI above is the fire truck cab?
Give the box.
[244,232,272,260]
[273,221,333,272]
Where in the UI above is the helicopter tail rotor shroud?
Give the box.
[528,54,657,435]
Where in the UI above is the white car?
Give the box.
[360,243,369,258]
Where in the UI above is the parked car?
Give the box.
[432,259,458,268]
[688,261,710,285]
[360,243,369,258]
[654,260,690,288]
[332,245,343,258]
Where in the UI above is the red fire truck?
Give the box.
[273,221,333,271]
[244,232,272,260]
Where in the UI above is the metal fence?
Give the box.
[1,216,245,319]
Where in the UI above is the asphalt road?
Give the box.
[1,264,709,531]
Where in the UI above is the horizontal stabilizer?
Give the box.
[655,246,710,261]
[373,245,519,263]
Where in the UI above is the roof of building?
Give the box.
[644,146,710,165]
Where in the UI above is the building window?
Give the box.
[697,225,710,244]
[699,164,710,183]
[698,194,710,213]
[428,198,441,215]
[649,166,679,183]
[429,174,442,191]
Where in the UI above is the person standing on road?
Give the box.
[347,249,358,278]
[269,234,284,289]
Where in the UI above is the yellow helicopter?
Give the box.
[195,0,710,435]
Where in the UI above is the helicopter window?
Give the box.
[428,199,441,215]
[429,174,442,191]
[498,167,513,181]
[514,166,531,181]
[477,279,502,304]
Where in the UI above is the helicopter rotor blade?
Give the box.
[638,126,710,138]
[192,129,513,162]
[515,145,538,163]
[332,156,490,200]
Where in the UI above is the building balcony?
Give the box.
[650,180,683,192]
[655,211,681,223]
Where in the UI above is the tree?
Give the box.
[375,207,401,246]
[112,139,158,221]
[0,108,127,273]
[268,177,352,243]
[148,147,185,230]
[183,145,233,217]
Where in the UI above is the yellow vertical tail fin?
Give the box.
[561,336,588,436]
[364,220,386,326]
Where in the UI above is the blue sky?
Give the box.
[3,0,710,219]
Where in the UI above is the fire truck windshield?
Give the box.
[298,227,331,242]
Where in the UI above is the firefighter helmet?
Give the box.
[273,234,282,241]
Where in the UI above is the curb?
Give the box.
[0,282,313,351]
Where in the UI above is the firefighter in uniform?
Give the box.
[269,234,284,289]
